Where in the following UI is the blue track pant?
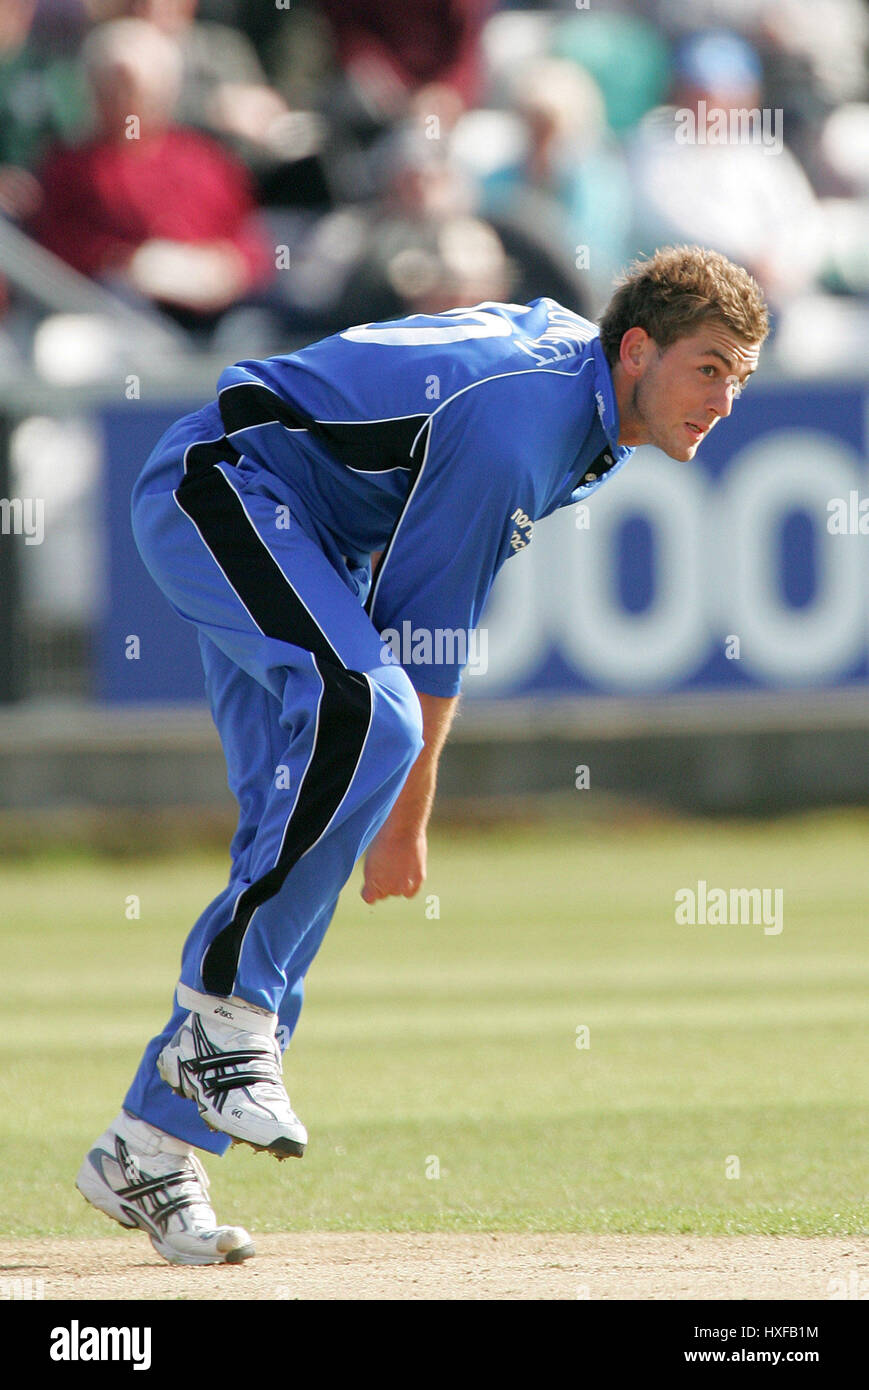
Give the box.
[122,406,424,1152]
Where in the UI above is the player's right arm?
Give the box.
[361,691,459,903]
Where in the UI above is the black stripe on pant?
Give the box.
[175,459,373,998]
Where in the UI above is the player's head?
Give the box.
[600,245,769,461]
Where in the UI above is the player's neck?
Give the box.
[611,364,649,447]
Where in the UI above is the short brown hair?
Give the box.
[598,245,769,365]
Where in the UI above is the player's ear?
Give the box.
[618,327,653,379]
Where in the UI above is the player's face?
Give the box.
[622,324,761,462]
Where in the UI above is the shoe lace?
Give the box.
[115,1139,215,1233]
[188,1015,288,1105]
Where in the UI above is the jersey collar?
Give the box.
[590,336,633,462]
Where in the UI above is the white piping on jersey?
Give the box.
[217,364,603,481]
[215,380,311,437]
[181,434,227,473]
[283,410,431,426]
[225,422,310,436]
[343,464,412,474]
[515,338,594,366]
[218,380,430,431]
[408,356,596,462]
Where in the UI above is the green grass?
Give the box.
[1,812,867,1237]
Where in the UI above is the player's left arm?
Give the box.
[361,691,459,904]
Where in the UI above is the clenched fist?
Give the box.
[361,825,427,903]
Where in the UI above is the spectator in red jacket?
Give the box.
[28,17,273,326]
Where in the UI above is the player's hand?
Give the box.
[361,825,427,904]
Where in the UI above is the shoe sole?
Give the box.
[229,1134,306,1160]
[221,1244,256,1265]
[150,1234,257,1267]
[157,1049,306,1160]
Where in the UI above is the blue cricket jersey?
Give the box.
[213,298,634,696]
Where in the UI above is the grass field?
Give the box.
[1,812,867,1241]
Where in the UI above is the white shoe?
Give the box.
[76,1111,255,1266]
[157,1010,307,1160]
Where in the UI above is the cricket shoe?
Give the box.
[157,1009,307,1159]
[76,1111,255,1266]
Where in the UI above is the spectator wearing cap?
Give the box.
[627,28,825,306]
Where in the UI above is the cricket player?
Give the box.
[77,245,768,1264]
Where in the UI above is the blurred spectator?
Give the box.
[317,0,496,141]
[477,6,553,99]
[26,18,274,330]
[803,102,869,301]
[637,0,869,168]
[348,124,511,319]
[759,0,869,107]
[640,0,869,106]
[228,0,340,113]
[626,29,825,307]
[452,56,630,310]
[269,122,512,335]
[121,0,334,208]
[551,9,672,135]
[121,1,286,155]
[0,0,89,219]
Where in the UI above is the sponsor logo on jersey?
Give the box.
[509,506,534,552]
